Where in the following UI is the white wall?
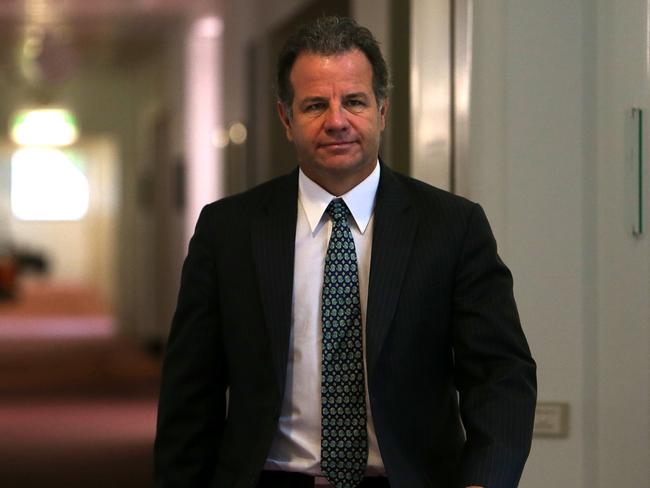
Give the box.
[466,1,650,486]
[593,1,650,486]
[469,2,586,486]
[9,220,90,282]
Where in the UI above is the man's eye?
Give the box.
[345,99,366,110]
[305,103,325,112]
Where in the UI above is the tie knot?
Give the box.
[326,198,350,223]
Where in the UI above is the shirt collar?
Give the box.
[298,161,380,235]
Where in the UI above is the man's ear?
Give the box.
[277,101,294,141]
[379,99,389,130]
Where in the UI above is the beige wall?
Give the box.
[465,0,650,486]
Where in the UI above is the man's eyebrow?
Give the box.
[299,96,328,105]
[343,92,370,99]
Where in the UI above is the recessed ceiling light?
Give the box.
[10,108,79,146]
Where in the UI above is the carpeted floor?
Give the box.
[0,281,162,487]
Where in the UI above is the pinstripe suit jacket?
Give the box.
[154,164,537,488]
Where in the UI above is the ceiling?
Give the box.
[0,0,214,21]
[0,0,218,87]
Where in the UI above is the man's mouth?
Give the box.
[319,141,357,149]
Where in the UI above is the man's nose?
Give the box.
[323,105,349,132]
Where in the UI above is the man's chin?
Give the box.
[316,157,377,179]
[316,161,367,177]
[314,152,371,170]
[299,156,377,194]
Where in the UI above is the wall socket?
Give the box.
[533,402,569,438]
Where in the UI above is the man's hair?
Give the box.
[276,16,391,115]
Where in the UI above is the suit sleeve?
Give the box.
[154,205,228,487]
[451,204,537,488]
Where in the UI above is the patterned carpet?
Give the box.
[0,281,161,487]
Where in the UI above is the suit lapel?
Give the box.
[366,167,418,379]
[251,170,298,395]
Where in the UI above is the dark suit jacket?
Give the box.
[154,165,537,488]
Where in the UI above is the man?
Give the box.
[155,16,536,488]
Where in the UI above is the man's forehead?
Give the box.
[292,48,369,67]
[290,50,373,88]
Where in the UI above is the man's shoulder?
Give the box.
[382,167,495,247]
[201,170,297,219]
[383,166,477,214]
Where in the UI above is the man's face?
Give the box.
[278,49,388,195]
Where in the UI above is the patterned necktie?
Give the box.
[320,198,368,488]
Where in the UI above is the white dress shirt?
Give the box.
[264,162,385,475]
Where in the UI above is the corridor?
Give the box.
[0,280,161,487]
